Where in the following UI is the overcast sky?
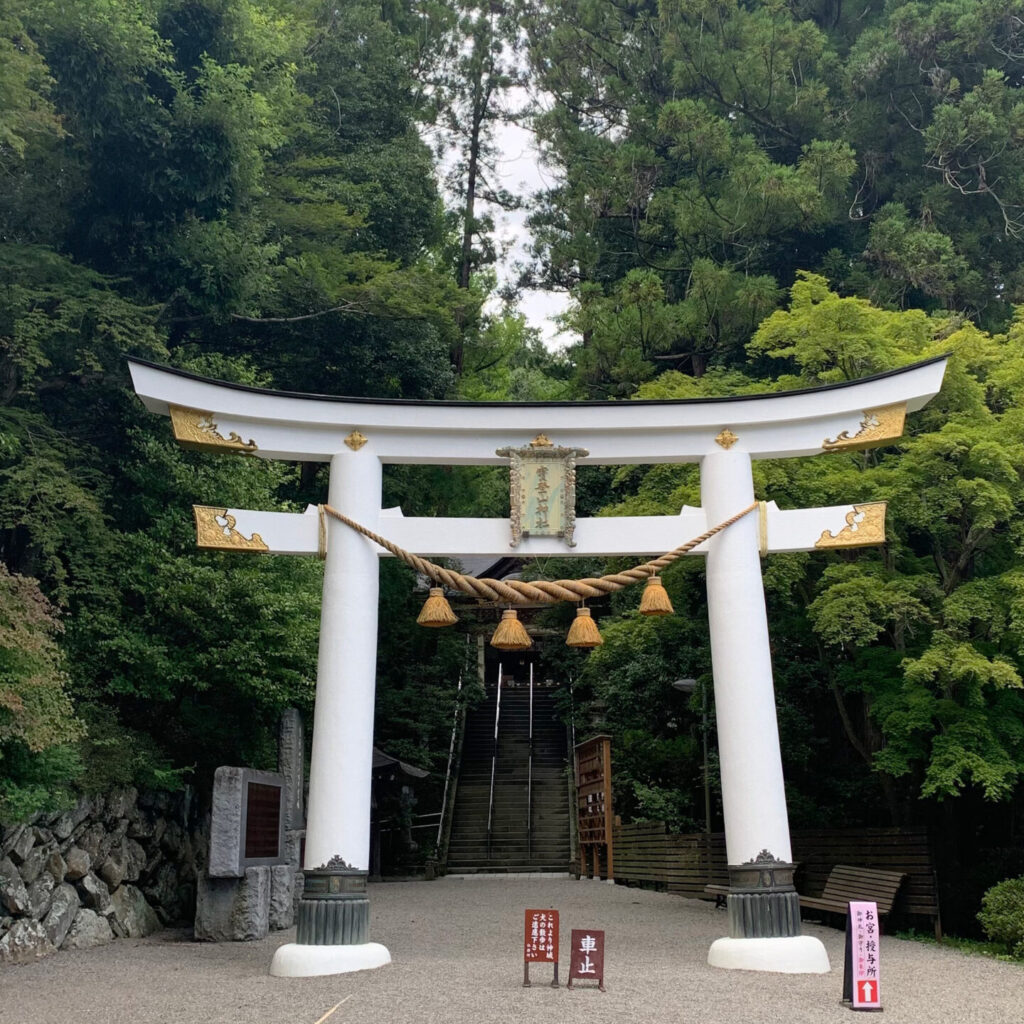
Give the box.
[482,116,573,351]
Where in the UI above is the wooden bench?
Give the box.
[799,864,906,924]
[792,827,942,939]
[611,823,942,939]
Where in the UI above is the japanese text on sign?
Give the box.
[524,909,559,963]
[850,901,882,1010]
[567,928,605,991]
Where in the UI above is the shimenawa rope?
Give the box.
[318,501,759,605]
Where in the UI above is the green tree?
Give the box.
[0,566,83,822]
[425,0,526,373]
[524,0,1024,391]
[581,277,1024,834]
[0,0,477,805]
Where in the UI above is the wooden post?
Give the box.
[602,737,614,881]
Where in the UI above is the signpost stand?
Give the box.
[843,902,882,1011]
[523,909,559,988]
[567,929,605,992]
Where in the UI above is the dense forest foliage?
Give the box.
[3,0,1024,930]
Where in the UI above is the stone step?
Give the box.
[448,846,570,856]
[449,853,571,861]
[447,688,570,875]
[450,829,569,839]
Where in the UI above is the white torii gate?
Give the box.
[129,355,947,978]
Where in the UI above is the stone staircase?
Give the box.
[446,685,571,873]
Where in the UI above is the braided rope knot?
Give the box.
[319,502,759,605]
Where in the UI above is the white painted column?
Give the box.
[701,450,829,974]
[701,449,791,864]
[271,448,391,977]
[304,449,382,870]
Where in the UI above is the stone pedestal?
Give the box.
[270,857,390,978]
[295,864,368,945]
[708,935,831,974]
[195,866,270,942]
[270,941,391,978]
[725,853,800,939]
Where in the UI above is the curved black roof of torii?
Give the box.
[127,354,950,409]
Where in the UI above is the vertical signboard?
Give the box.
[575,735,613,880]
[523,909,559,987]
[567,928,605,992]
[844,901,882,1011]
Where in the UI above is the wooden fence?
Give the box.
[612,822,941,937]
[612,821,728,895]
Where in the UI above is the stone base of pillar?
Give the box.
[727,890,801,938]
[296,894,369,944]
[708,935,830,974]
[270,865,391,977]
[705,850,829,973]
[724,851,802,937]
[294,862,371,945]
[269,941,391,977]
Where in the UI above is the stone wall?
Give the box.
[0,787,201,964]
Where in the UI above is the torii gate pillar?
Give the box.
[272,451,391,977]
[703,449,826,971]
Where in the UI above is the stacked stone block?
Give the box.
[0,788,199,964]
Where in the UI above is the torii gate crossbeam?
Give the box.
[128,355,947,979]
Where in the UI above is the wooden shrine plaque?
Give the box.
[567,928,605,991]
[497,441,588,547]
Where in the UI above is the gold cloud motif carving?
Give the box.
[169,406,258,452]
[715,429,739,450]
[193,506,269,552]
[822,404,906,451]
[815,502,887,549]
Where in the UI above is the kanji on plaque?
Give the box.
[848,901,882,1011]
[567,928,605,992]
[523,909,560,988]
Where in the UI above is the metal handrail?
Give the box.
[436,670,463,849]
[486,664,502,859]
[527,662,534,860]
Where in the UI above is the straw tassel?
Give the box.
[639,575,674,616]
[566,606,603,648]
[417,587,458,628]
[490,609,532,651]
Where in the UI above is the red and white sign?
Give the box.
[849,901,882,1010]
[524,909,559,963]
[567,928,605,991]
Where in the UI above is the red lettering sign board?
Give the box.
[844,901,882,1011]
[523,909,559,987]
[567,928,605,992]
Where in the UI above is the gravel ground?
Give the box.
[2,876,1022,1024]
